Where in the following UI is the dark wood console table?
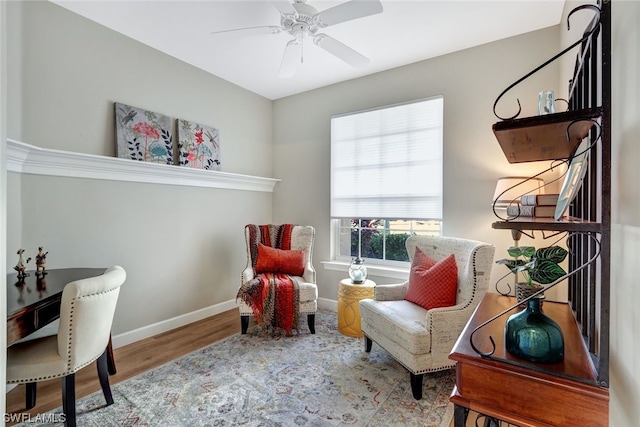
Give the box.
[7,268,117,374]
[449,293,609,427]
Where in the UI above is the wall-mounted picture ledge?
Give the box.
[6,139,279,193]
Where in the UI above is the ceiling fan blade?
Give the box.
[279,39,302,78]
[210,26,282,37]
[272,1,297,15]
[313,34,369,68]
[314,0,383,27]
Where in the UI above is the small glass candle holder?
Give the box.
[348,257,367,284]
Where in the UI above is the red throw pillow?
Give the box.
[405,247,458,310]
[255,243,306,276]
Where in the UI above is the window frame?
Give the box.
[331,218,442,269]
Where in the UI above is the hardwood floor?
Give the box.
[5,308,240,424]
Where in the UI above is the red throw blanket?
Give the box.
[237,224,300,335]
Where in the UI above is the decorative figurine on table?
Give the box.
[14,248,32,279]
[35,246,49,276]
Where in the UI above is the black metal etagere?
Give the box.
[486,0,611,388]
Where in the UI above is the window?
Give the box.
[330,97,443,266]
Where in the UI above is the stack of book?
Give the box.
[506,194,559,218]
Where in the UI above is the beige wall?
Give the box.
[609,1,640,425]
[272,26,563,299]
[7,1,273,176]
[5,1,275,337]
[4,0,639,424]
[1,0,8,414]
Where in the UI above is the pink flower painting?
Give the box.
[115,102,173,164]
[177,119,221,171]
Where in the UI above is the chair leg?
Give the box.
[97,350,114,406]
[25,382,37,409]
[62,374,76,427]
[106,335,117,375]
[241,315,249,334]
[307,313,316,334]
[364,335,373,352]
[410,372,423,400]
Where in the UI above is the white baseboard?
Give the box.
[111,299,238,348]
[112,298,339,349]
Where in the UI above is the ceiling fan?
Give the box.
[211,0,383,78]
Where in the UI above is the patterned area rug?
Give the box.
[20,310,455,426]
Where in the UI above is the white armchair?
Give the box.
[237,224,317,335]
[359,235,495,400]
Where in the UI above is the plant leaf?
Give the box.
[534,246,568,263]
[496,258,527,273]
[529,260,567,284]
[507,246,535,258]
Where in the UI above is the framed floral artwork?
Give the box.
[115,102,173,165]
[177,119,221,170]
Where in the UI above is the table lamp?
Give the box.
[492,176,544,209]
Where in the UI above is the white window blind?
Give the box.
[331,97,443,220]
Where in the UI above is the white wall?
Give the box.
[272,26,563,299]
[5,1,275,338]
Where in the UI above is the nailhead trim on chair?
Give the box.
[416,247,481,375]
[7,288,117,384]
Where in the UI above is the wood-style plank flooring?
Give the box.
[5,308,240,424]
[6,308,486,426]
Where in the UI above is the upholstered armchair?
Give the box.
[359,235,495,400]
[6,265,126,427]
[237,224,317,335]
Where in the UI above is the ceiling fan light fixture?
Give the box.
[279,39,303,79]
[212,0,383,77]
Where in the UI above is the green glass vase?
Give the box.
[504,297,564,363]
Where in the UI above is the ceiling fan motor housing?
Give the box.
[281,1,322,38]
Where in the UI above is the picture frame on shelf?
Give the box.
[177,119,221,171]
[554,138,590,220]
[115,102,173,165]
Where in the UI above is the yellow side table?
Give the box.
[337,278,375,337]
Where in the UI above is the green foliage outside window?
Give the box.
[350,219,411,261]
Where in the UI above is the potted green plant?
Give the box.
[496,245,568,303]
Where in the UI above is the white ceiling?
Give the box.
[51,0,566,100]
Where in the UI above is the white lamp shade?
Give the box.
[493,176,544,207]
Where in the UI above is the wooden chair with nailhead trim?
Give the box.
[6,265,126,427]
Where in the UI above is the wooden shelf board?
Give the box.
[493,107,602,164]
[492,217,601,233]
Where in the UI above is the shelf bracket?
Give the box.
[493,4,601,120]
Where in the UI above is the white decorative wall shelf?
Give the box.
[6,139,280,192]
